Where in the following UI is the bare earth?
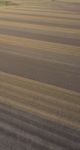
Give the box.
[0,0,80,150]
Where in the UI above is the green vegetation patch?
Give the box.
[0,0,18,6]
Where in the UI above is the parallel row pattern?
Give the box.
[0,2,80,150]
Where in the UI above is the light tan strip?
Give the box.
[0,13,80,25]
[0,7,79,16]
[0,9,80,19]
[0,82,80,124]
[0,13,53,22]
[0,89,80,127]
[0,34,80,56]
[0,71,80,126]
[0,20,80,35]
[0,81,80,110]
[0,20,53,33]
[0,71,80,99]
[0,95,80,131]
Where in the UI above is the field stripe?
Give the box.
[0,28,79,46]
[0,3,80,150]
[0,10,80,20]
[1,5,79,14]
[0,20,80,35]
[0,71,80,131]
[0,17,79,30]
[0,20,53,33]
[0,13,80,27]
[0,71,80,103]
[0,34,80,56]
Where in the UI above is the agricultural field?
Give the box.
[0,0,80,150]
